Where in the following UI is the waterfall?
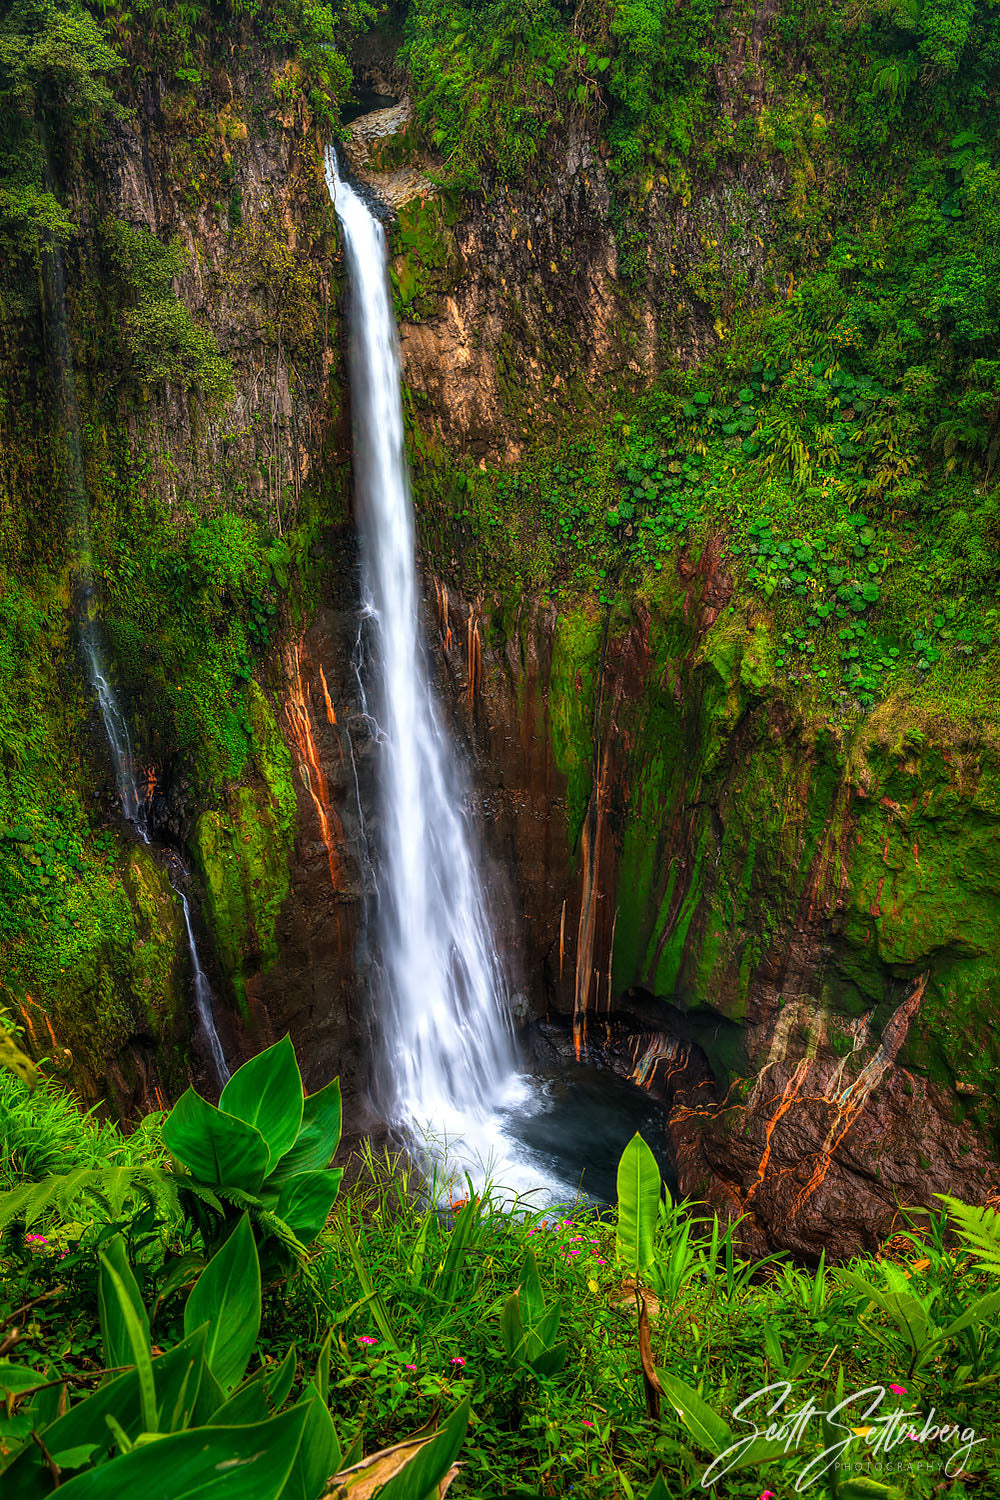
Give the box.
[39,234,228,1088]
[177,887,230,1085]
[326,151,539,1188]
[80,603,150,842]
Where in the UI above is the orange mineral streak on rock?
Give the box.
[318,665,338,728]
[744,1055,813,1205]
[466,601,483,713]
[285,640,345,893]
[786,971,929,1219]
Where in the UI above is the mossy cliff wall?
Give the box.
[0,44,365,1111]
[424,554,1000,1255]
[354,26,1000,1252]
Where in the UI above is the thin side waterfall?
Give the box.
[80,604,149,841]
[177,887,230,1085]
[326,151,546,1190]
[40,234,228,1087]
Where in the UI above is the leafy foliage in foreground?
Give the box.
[2,1058,1000,1496]
[1,1071,1000,1498]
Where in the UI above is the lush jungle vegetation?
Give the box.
[400,0,1000,727]
[1,2,999,1498]
[2,1025,1000,1499]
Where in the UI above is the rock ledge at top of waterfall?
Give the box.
[343,95,436,212]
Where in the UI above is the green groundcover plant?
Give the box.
[2,1040,1000,1498]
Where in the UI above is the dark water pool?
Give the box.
[342,89,399,125]
[496,1061,676,1207]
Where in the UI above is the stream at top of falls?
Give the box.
[326,150,667,1208]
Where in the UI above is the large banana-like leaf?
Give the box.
[220,1037,304,1171]
[184,1213,261,1392]
[615,1133,660,1277]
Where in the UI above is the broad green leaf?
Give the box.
[276,1168,343,1243]
[155,1323,206,1434]
[50,1446,100,1471]
[271,1076,341,1181]
[207,1372,271,1428]
[190,1360,226,1427]
[279,1385,341,1500]
[98,1236,149,1375]
[528,1341,568,1377]
[0,1363,44,1396]
[378,1398,469,1500]
[267,1342,298,1410]
[184,1214,261,1392]
[520,1251,545,1326]
[54,1406,309,1500]
[315,1331,331,1405]
[658,1371,732,1456]
[616,1133,660,1276]
[99,1256,157,1433]
[220,1037,303,1169]
[436,1196,481,1305]
[163,1088,269,1193]
[0,1337,207,1495]
[644,1479,672,1500]
[941,1286,1000,1340]
[500,1291,524,1357]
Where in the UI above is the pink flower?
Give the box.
[582,1419,595,1430]
[450,1356,465,1367]
[889,1384,907,1395]
[357,1335,377,1346]
[597,1258,607,1265]
[570,1249,580,1255]
[405,1364,417,1371]
[26,1234,48,1245]
[760,1492,776,1500]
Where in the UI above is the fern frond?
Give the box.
[0,1165,178,1234]
[938,1194,1000,1274]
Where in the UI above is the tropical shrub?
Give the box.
[0,1214,468,1498]
[0,1036,344,1276]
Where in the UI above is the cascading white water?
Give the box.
[80,610,149,842]
[326,151,553,1191]
[177,887,230,1084]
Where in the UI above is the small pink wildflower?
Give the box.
[357,1335,377,1346]
[597,1258,607,1265]
[889,1384,907,1395]
[450,1356,466,1367]
[570,1249,580,1255]
[582,1419,595,1430]
[405,1364,417,1371]
[760,1492,776,1500]
[26,1234,48,1245]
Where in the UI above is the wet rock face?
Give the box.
[422,561,1000,1255]
[237,569,381,1136]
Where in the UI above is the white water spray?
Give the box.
[326,152,558,1194]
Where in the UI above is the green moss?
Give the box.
[391,192,461,322]
[193,734,293,1015]
[547,604,603,853]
